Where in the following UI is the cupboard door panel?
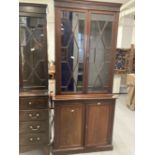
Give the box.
[86,101,115,147]
[54,103,84,149]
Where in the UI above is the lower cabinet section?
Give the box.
[53,98,116,155]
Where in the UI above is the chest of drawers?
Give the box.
[19,93,49,154]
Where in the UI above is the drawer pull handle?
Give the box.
[28,102,32,105]
[36,113,40,117]
[97,102,101,105]
[28,113,40,119]
[29,125,40,131]
[71,109,75,113]
[29,138,33,141]
[29,137,40,142]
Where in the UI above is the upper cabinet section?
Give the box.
[19,3,48,90]
[55,0,121,94]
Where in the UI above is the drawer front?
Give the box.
[19,110,48,121]
[20,121,48,134]
[20,133,49,146]
[86,99,115,105]
[19,97,48,110]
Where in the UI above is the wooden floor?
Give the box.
[20,95,135,155]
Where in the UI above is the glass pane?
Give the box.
[19,16,47,88]
[61,11,85,92]
[88,14,114,92]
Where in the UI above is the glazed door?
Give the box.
[85,100,115,147]
[54,103,84,149]
[87,12,115,93]
[19,15,48,90]
[55,9,117,94]
[56,10,86,93]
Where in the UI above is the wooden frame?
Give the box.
[53,1,121,154]
[55,0,120,94]
[19,3,49,155]
[19,3,48,90]
[53,95,116,155]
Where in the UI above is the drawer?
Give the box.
[19,110,48,121]
[20,121,48,134]
[20,133,49,146]
[19,97,48,110]
[86,99,115,105]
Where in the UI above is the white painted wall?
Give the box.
[117,17,134,48]
[131,22,135,44]
[117,0,135,48]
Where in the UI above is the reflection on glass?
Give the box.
[19,16,46,88]
[88,14,114,91]
[61,11,85,92]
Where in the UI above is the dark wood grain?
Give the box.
[19,109,48,121]
[53,0,121,154]
[109,12,120,93]
[55,2,121,94]
[19,90,48,97]
[55,0,121,12]
[19,4,48,90]
[85,100,115,147]
[19,3,49,154]
[19,97,48,110]
[53,93,117,101]
[19,3,47,14]
[53,145,113,155]
[55,8,61,94]
[54,102,84,149]
[20,132,49,146]
[53,98,116,154]
[20,121,48,134]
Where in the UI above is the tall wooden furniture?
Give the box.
[53,0,121,154]
[19,3,49,154]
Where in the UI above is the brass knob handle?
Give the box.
[29,113,32,117]
[37,137,40,141]
[28,102,32,105]
[30,47,35,52]
[97,102,101,105]
[29,138,33,141]
[36,113,40,117]
[70,109,75,113]
[37,125,40,128]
